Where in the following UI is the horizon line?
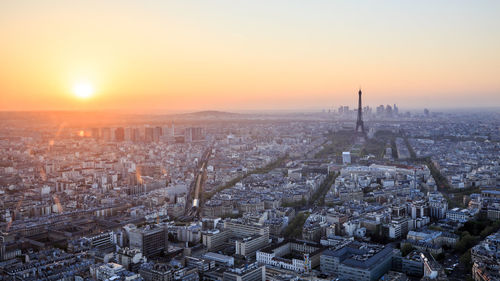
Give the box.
[1,106,499,115]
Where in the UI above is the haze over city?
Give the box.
[1,1,500,112]
[1,2,500,281]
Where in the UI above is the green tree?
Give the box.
[283,212,310,238]
[459,250,472,273]
[455,232,479,254]
[401,243,415,257]
[433,252,445,262]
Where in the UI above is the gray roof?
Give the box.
[322,242,393,269]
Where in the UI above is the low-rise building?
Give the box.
[256,240,324,273]
[222,263,265,281]
[321,242,393,281]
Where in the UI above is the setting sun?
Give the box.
[72,82,94,99]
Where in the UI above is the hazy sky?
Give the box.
[1,0,499,112]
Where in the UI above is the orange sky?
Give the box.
[1,1,499,112]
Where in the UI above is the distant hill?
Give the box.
[174,110,242,118]
[0,111,131,127]
[0,110,330,128]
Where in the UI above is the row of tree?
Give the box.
[282,212,310,239]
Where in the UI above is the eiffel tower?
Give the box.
[356,89,365,134]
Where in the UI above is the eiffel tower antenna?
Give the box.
[355,88,365,134]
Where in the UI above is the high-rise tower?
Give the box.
[356,89,365,134]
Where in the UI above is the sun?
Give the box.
[72,81,94,99]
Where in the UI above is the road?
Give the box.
[192,161,206,208]
[183,147,211,219]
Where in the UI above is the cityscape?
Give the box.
[1,1,500,281]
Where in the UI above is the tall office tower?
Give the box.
[185,128,192,142]
[393,104,399,115]
[129,225,168,258]
[91,128,100,139]
[132,128,140,142]
[363,106,370,116]
[160,126,174,143]
[124,127,132,141]
[153,126,162,142]
[115,127,125,142]
[145,128,154,142]
[185,127,204,142]
[342,106,350,116]
[376,105,385,115]
[163,126,173,137]
[111,128,116,141]
[338,106,344,114]
[385,105,393,117]
[101,127,112,141]
[355,89,365,134]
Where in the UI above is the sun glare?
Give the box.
[72,82,94,99]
